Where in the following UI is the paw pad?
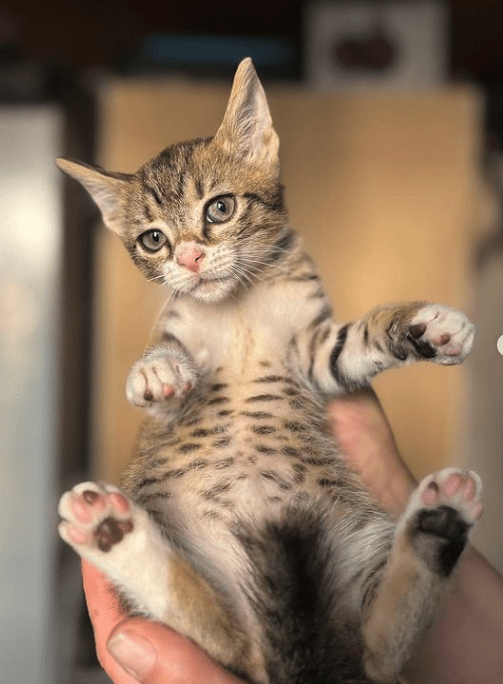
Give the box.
[408,304,475,365]
[417,468,483,525]
[126,349,196,407]
[95,517,134,552]
[58,482,134,553]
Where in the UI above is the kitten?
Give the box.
[57,58,482,684]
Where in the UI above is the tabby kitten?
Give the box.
[57,59,482,684]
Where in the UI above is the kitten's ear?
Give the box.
[213,58,279,169]
[56,158,134,235]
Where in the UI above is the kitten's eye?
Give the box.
[205,196,236,224]
[138,230,168,253]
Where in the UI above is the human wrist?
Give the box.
[328,389,415,517]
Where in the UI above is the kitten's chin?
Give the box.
[190,277,237,302]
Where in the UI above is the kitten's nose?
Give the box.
[176,243,206,273]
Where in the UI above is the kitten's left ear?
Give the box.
[213,58,279,170]
[56,157,134,235]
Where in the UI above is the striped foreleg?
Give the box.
[295,301,474,394]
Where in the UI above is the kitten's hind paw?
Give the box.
[416,468,483,526]
[126,347,197,408]
[402,468,482,576]
[59,482,173,618]
[58,482,134,553]
[407,304,474,365]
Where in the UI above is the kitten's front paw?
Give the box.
[406,304,474,365]
[126,347,197,408]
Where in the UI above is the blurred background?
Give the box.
[1,0,502,682]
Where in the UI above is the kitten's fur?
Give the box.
[57,59,482,684]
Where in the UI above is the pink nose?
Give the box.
[176,244,205,273]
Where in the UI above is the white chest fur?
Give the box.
[165,277,325,377]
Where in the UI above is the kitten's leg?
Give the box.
[59,481,175,617]
[300,302,474,393]
[360,468,482,683]
[59,482,251,673]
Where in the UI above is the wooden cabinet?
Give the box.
[90,78,483,489]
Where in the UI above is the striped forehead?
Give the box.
[130,150,208,242]
[140,139,214,202]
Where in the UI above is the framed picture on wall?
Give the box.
[304,0,447,90]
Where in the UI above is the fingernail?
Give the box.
[107,630,157,680]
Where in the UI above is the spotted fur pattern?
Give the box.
[57,59,481,684]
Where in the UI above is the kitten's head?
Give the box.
[57,58,288,302]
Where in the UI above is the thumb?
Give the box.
[106,618,245,684]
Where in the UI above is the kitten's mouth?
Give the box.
[190,273,236,301]
[195,273,232,289]
[198,276,226,284]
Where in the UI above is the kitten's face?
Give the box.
[56,58,287,302]
[119,137,287,302]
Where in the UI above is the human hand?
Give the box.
[327,386,415,516]
[82,560,245,684]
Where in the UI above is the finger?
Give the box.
[106,618,246,684]
[82,561,245,684]
[327,387,390,448]
[327,387,398,470]
[81,561,139,684]
[326,388,415,516]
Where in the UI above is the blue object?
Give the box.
[139,33,296,70]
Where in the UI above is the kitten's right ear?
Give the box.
[56,158,133,235]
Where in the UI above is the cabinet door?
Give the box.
[92,79,482,486]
